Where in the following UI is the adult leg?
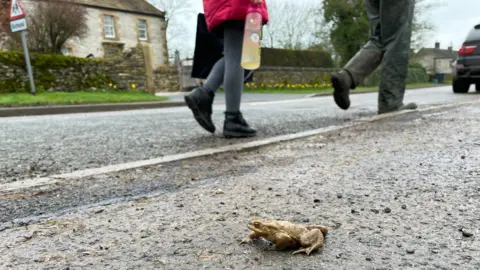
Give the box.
[331,0,384,110]
[377,0,417,113]
[222,25,256,138]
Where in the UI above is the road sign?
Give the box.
[8,0,35,95]
[10,17,27,32]
[10,0,26,21]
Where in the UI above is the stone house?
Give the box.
[411,42,459,75]
[18,0,169,69]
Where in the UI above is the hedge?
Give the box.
[0,50,102,68]
[261,48,334,68]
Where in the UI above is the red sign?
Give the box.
[10,0,26,21]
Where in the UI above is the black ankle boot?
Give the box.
[223,111,257,138]
[184,87,215,133]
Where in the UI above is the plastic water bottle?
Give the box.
[241,3,262,70]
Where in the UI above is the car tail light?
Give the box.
[458,44,477,55]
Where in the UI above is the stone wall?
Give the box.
[0,52,111,93]
[106,46,148,90]
[153,67,181,92]
[0,44,180,93]
[253,66,337,85]
[250,66,429,87]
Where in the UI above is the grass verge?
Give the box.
[239,83,448,94]
[0,91,169,107]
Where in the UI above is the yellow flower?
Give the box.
[109,83,113,87]
[131,84,136,89]
[113,85,117,89]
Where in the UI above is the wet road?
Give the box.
[1,100,479,269]
[1,86,478,184]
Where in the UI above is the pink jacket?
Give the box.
[203,0,269,32]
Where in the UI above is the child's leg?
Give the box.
[223,26,244,113]
[222,25,256,138]
[202,58,225,93]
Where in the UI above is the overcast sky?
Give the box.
[425,0,480,50]
[156,0,480,58]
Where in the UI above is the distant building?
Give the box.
[5,0,169,69]
[411,42,458,74]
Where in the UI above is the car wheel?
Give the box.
[453,77,470,93]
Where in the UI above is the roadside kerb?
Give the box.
[2,99,478,194]
[0,101,187,117]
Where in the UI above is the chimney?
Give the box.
[435,42,440,49]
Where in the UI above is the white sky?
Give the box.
[424,0,480,50]
[163,0,480,58]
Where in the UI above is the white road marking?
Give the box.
[1,99,479,193]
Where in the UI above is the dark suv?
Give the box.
[453,24,480,93]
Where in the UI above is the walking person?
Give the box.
[330,0,418,114]
[184,0,269,138]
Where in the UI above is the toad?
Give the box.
[240,219,328,255]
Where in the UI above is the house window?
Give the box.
[104,15,116,38]
[61,47,72,56]
[138,19,148,41]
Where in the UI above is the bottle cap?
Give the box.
[247,2,260,13]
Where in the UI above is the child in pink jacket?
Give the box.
[184,0,269,138]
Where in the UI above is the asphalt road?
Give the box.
[1,86,478,184]
[157,91,310,104]
[1,100,478,269]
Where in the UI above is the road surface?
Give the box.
[1,86,478,184]
[1,95,478,269]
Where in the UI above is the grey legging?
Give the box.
[202,26,244,113]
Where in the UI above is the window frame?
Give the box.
[104,15,116,39]
[138,19,148,41]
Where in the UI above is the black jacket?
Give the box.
[190,13,253,83]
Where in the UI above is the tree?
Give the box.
[320,0,439,66]
[320,0,369,66]
[410,0,437,50]
[262,0,320,50]
[0,0,88,54]
[148,0,196,63]
[29,0,88,54]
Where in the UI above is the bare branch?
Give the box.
[262,0,320,50]
[1,0,88,54]
[147,0,195,61]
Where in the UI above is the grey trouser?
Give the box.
[343,0,414,111]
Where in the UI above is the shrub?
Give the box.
[262,48,334,68]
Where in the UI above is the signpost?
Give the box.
[9,0,35,95]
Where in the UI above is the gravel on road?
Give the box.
[1,103,479,269]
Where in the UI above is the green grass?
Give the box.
[239,82,447,94]
[0,90,169,107]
